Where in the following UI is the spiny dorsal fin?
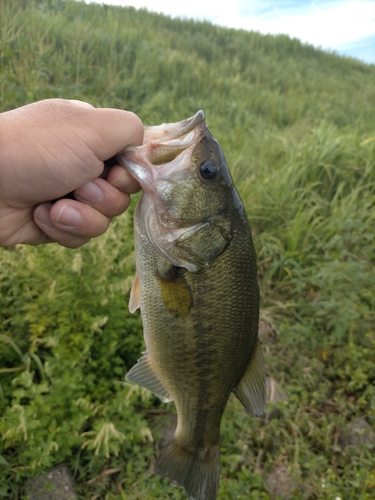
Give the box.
[157,267,192,319]
[126,352,173,403]
[233,338,266,417]
[129,270,140,313]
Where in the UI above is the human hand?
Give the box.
[0,99,143,248]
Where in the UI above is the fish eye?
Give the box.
[199,160,219,181]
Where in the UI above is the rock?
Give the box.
[338,417,375,448]
[24,464,77,500]
[258,319,276,344]
[265,465,299,500]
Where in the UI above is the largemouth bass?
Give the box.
[117,111,265,500]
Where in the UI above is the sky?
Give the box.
[84,0,375,64]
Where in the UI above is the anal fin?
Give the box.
[126,352,173,403]
[233,338,266,417]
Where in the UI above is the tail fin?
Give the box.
[155,438,220,500]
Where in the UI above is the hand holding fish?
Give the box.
[0,99,143,247]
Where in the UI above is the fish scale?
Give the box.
[117,111,265,500]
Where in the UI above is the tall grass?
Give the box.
[1,0,375,498]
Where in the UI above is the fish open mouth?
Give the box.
[143,110,205,144]
[117,110,206,171]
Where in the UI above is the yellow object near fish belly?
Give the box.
[117,111,266,500]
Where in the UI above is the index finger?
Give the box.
[107,165,141,194]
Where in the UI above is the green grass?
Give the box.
[1,0,375,498]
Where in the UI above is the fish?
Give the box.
[117,111,265,500]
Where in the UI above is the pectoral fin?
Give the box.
[157,267,192,319]
[128,271,141,313]
[126,352,173,403]
[233,338,266,417]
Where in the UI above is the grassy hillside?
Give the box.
[1,0,375,498]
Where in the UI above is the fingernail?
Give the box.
[75,181,103,204]
[56,204,82,227]
[34,205,53,226]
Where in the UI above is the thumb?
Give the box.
[79,105,144,161]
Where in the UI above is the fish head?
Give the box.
[117,111,237,272]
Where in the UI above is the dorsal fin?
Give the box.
[233,338,266,417]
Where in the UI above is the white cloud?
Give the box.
[122,0,241,21]
[85,0,375,52]
[224,1,375,49]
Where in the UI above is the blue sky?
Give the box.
[85,0,375,64]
